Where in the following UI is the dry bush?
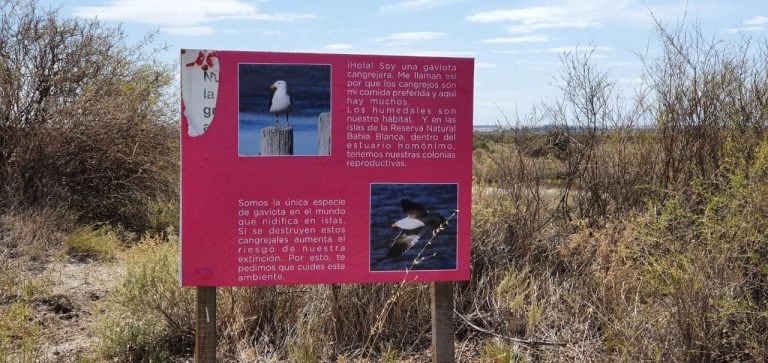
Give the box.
[643,19,768,192]
[529,15,768,227]
[541,47,664,224]
[0,0,178,233]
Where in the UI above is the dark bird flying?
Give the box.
[384,199,446,259]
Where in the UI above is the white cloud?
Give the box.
[375,31,445,46]
[465,0,660,35]
[466,6,564,24]
[494,46,611,55]
[480,34,553,44]
[507,20,599,34]
[381,0,454,12]
[325,43,352,50]
[744,15,768,26]
[725,15,768,33]
[73,0,315,36]
[725,26,764,34]
[466,5,599,41]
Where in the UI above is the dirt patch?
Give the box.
[36,259,125,360]
[32,294,78,319]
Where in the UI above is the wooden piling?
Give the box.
[431,282,455,363]
[318,112,331,155]
[260,126,293,155]
[195,286,217,363]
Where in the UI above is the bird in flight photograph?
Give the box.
[370,183,458,272]
[385,198,446,259]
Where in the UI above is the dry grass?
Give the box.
[64,226,121,261]
[0,207,128,361]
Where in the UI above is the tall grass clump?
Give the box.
[64,225,121,261]
[0,208,68,308]
[215,269,433,361]
[0,208,70,359]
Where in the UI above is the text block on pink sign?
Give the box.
[180,50,473,286]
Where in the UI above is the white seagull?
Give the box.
[269,80,292,126]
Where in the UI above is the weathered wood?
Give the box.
[431,282,455,363]
[318,112,331,155]
[260,126,293,155]
[195,286,217,363]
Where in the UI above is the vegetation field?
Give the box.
[1,1,767,361]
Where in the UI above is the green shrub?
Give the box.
[604,138,768,361]
[96,236,194,361]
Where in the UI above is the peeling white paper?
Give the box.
[181,49,219,137]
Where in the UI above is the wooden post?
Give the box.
[431,282,455,363]
[195,286,217,363]
[318,112,331,155]
[260,126,293,155]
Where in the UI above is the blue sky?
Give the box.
[43,0,767,125]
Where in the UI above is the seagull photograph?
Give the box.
[238,64,330,156]
[370,183,458,272]
[269,80,292,126]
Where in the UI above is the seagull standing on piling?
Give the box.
[269,80,292,126]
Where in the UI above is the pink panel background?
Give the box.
[181,50,473,286]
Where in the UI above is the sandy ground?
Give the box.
[33,258,125,360]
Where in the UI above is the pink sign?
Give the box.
[180,50,473,286]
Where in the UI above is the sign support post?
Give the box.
[431,281,455,363]
[195,286,217,362]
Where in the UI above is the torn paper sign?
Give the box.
[181,49,219,137]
